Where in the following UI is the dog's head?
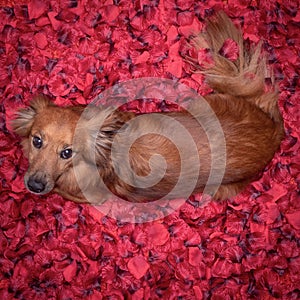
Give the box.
[12,96,134,197]
[11,96,83,195]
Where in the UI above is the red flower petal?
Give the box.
[146,223,169,246]
[219,39,239,61]
[132,51,150,64]
[27,0,48,20]
[211,258,241,278]
[177,11,194,26]
[166,41,183,77]
[102,5,120,23]
[36,16,51,26]
[131,227,147,246]
[61,201,79,226]
[176,0,194,10]
[63,260,77,282]
[285,210,300,230]
[178,17,202,38]
[20,199,35,218]
[48,11,61,30]
[48,75,73,97]
[188,247,203,266]
[167,25,179,45]
[127,255,149,279]
[34,32,48,49]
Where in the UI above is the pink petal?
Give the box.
[127,256,149,279]
[285,211,300,230]
[146,223,170,246]
[219,39,239,61]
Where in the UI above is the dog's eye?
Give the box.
[32,136,43,149]
[60,148,73,159]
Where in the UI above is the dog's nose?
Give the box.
[27,177,46,193]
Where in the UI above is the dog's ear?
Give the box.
[77,106,134,161]
[12,95,52,137]
[100,108,134,134]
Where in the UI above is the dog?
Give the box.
[12,12,284,204]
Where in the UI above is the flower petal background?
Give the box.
[0,0,300,299]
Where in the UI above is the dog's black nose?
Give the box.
[27,177,46,193]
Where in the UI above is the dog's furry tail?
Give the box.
[189,11,283,125]
[191,11,267,98]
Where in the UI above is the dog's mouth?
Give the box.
[24,172,55,195]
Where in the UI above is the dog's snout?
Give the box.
[27,177,46,194]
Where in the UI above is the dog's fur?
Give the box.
[12,12,284,204]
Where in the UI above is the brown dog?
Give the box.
[12,12,284,204]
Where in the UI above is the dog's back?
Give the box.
[104,12,284,201]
